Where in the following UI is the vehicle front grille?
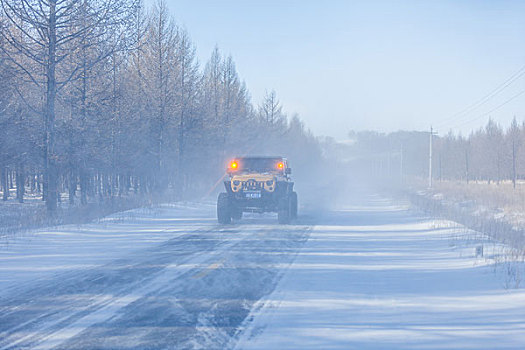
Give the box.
[243,179,262,191]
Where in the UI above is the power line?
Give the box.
[451,88,525,130]
[435,63,525,129]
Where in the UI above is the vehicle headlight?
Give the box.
[233,180,240,186]
[266,180,274,186]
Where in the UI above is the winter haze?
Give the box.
[1,1,525,349]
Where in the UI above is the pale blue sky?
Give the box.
[147,0,525,139]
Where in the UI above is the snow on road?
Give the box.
[236,196,525,349]
[0,203,216,294]
[1,195,524,349]
[0,203,311,349]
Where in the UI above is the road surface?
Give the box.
[1,195,524,349]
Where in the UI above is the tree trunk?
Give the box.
[512,140,517,189]
[16,164,24,203]
[1,167,8,201]
[69,169,76,205]
[80,170,88,205]
[30,173,35,193]
[177,109,185,198]
[37,173,41,195]
[45,0,58,214]
[465,149,469,184]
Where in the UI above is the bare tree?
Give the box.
[259,89,284,127]
[508,117,521,189]
[0,0,329,220]
[174,27,199,197]
[139,0,178,192]
[0,0,138,212]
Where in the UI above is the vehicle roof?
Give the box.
[234,156,285,159]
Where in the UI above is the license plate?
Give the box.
[245,191,261,199]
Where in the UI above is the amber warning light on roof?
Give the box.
[277,162,284,170]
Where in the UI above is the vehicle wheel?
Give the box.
[231,207,243,220]
[291,192,298,219]
[217,193,231,224]
[278,196,291,224]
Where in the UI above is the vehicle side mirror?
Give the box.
[285,168,292,175]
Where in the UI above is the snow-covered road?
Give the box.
[237,196,525,349]
[1,196,524,349]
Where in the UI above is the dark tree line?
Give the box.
[0,0,323,213]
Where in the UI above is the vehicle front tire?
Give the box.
[217,192,232,224]
[291,191,298,219]
[278,196,291,224]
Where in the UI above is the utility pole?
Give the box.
[400,143,404,185]
[428,126,437,188]
[465,140,470,184]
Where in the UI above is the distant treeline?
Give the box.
[0,0,322,212]
[432,118,525,186]
[329,117,525,187]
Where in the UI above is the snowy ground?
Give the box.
[1,195,524,349]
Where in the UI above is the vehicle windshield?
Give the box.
[237,158,283,173]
